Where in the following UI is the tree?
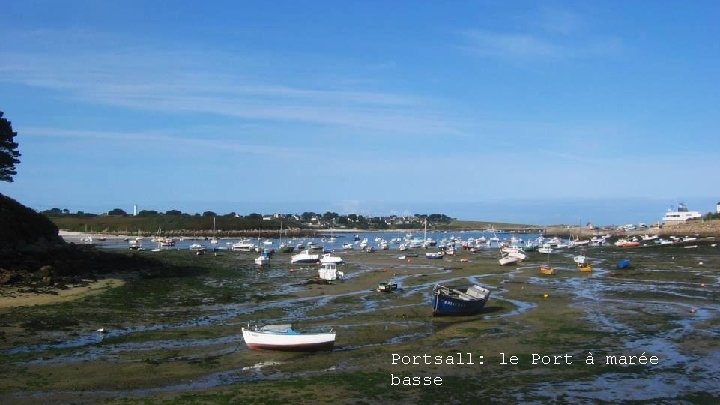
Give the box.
[108,208,127,216]
[0,111,21,182]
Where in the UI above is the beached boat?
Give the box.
[377,280,398,292]
[615,239,640,248]
[278,243,295,253]
[431,284,491,316]
[425,251,444,259]
[578,263,593,272]
[241,324,335,351]
[538,264,556,275]
[318,262,343,281]
[319,253,344,265]
[254,249,271,266]
[538,245,553,254]
[539,247,555,275]
[498,254,520,266]
[574,254,592,272]
[291,249,319,264]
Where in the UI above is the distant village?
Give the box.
[41,206,457,231]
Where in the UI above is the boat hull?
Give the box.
[538,265,556,275]
[617,259,631,269]
[431,285,489,316]
[242,328,335,351]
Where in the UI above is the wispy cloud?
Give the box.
[0,30,462,137]
[460,29,622,61]
[459,7,622,61]
[461,30,566,59]
[534,7,583,35]
[21,126,317,159]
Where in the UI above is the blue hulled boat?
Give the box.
[431,284,491,316]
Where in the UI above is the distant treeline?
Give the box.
[42,208,456,234]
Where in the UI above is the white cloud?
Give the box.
[461,30,566,59]
[0,30,461,138]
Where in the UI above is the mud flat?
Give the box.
[0,278,125,309]
[0,244,718,403]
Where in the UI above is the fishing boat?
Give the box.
[377,280,398,292]
[318,262,344,281]
[578,263,593,272]
[574,255,592,272]
[431,284,491,316]
[539,247,555,275]
[241,324,336,351]
[254,249,271,266]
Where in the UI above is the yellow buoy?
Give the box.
[543,293,549,298]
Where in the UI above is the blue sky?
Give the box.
[1,1,718,225]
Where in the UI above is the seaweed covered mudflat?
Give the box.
[0,243,719,404]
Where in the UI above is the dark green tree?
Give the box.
[0,111,21,182]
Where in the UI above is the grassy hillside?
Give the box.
[441,219,541,231]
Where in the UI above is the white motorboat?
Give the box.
[319,253,344,265]
[498,255,520,266]
[232,240,256,251]
[241,324,335,351]
[538,245,553,254]
[291,249,319,264]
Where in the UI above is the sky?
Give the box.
[1,1,719,225]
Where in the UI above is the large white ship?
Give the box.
[662,203,701,223]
